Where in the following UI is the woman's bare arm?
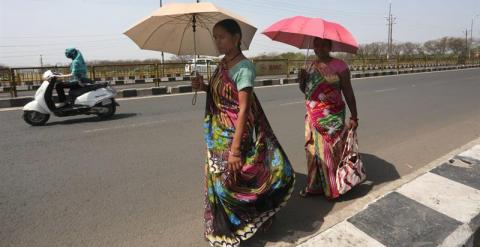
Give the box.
[339,69,358,120]
[229,87,253,171]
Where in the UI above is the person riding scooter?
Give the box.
[22,70,118,126]
[55,48,90,107]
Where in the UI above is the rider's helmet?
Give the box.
[65,48,78,59]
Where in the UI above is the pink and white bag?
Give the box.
[336,130,366,195]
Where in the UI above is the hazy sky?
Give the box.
[1,0,479,67]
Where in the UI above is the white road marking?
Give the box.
[0,107,22,112]
[404,163,414,169]
[353,67,480,81]
[280,101,304,106]
[116,92,199,101]
[374,88,398,93]
[83,120,166,133]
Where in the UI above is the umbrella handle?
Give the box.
[192,90,197,105]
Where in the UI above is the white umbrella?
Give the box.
[124,2,257,104]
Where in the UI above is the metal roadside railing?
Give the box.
[1,56,479,98]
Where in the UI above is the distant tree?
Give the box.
[423,40,440,55]
[447,37,466,55]
[423,37,449,55]
[398,42,423,56]
[173,55,196,62]
[358,42,388,57]
[277,52,307,60]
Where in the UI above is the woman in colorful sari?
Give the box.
[191,19,295,247]
[298,37,359,199]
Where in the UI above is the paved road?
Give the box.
[1,69,479,247]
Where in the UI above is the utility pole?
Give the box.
[470,18,474,59]
[471,15,480,59]
[385,2,396,60]
[40,55,44,68]
[465,29,469,59]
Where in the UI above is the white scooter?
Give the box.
[23,70,118,126]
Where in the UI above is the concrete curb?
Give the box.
[0,97,34,108]
[298,143,480,247]
[103,75,190,86]
[117,86,168,98]
[1,65,479,108]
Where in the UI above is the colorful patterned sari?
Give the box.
[304,60,347,199]
[203,63,295,247]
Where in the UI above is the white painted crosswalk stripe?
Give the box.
[298,221,384,247]
[397,172,480,223]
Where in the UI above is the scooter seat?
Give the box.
[83,82,109,92]
[69,82,110,100]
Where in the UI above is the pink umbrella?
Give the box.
[262,16,358,54]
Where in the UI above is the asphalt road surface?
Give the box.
[1,68,479,247]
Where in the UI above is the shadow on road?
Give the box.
[242,153,400,246]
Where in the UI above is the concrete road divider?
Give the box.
[121,89,138,98]
[169,85,193,94]
[152,86,168,95]
[0,97,33,108]
[281,78,297,84]
[136,88,152,97]
[119,87,169,97]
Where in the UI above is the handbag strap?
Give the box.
[350,130,360,154]
[339,129,360,167]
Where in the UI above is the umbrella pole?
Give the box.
[304,48,310,67]
[192,14,198,105]
[304,37,311,68]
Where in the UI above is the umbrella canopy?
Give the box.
[262,16,358,54]
[124,2,257,56]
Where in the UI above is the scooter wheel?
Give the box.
[97,103,116,119]
[23,111,50,126]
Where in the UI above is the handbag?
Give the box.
[336,129,366,195]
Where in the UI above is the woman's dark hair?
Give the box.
[313,37,332,49]
[214,19,242,50]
